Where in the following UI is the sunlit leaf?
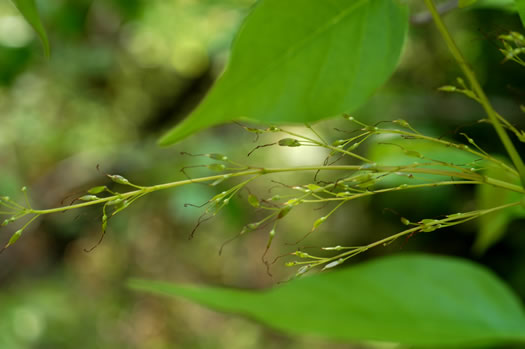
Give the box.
[129,254,525,347]
[10,0,50,57]
[159,0,409,145]
[474,161,525,255]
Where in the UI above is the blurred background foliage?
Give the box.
[0,0,524,348]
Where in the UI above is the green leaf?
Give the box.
[10,0,50,57]
[516,0,525,27]
[475,0,515,10]
[159,0,409,145]
[459,0,478,8]
[473,162,525,255]
[129,254,525,347]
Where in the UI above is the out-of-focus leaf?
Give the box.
[516,0,525,27]
[10,0,50,57]
[474,162,525,255]
[476,0,515,9]
[159,0,409,145]
[129,254,525,347]
[367,137,478,185]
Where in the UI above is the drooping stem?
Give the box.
[424,0,525,186]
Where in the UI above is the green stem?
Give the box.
[424,0,525,186]
[29,164,524,215]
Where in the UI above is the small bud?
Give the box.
[248,194,260,208]
[332,139,346,146]
[208,163,226,172]
[278,205,292,219]
[5,229,23,248]
[401,217,410,225]
[293,251,312,258]
[393,119,410,128]
[107,174,130,185]
[208,153,228,161]
[306,184,323,193]
[278,138,301,147]
[312,216,327,230]
[296,265,312,276]
[322,245,343,251]
[88,186,107,195]
[79,195,100,201]
[322,258,344,270]
[347,143,359,151]
[438,85,457,92]
[106,198,124,206]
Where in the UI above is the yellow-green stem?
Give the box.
[30,164,525,215]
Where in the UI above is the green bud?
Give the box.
[79,195,99,201]
[6,229,23,248]
[322,258,344,270]
[306,184,323,193]
[400,217,410,225]
[438,85,457,92]
[248,194,260,208]
[208,163,226,172]
[88,186,107,194]
[208,153,228,161]
[107,174,130,185]
[296,265,312,276]
[312,216,327,230]
[347,143,359,151]
[106,198,124,206]
[322,245,343,251]
[393,119,410,128]
[278,205,292,219]
[293,251,312,258]
[278,138,301,147]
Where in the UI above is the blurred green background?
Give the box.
[0,0,524,348]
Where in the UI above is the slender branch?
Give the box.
[424,0,525,186]
[28,164,524,216]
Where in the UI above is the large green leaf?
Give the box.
[10,0,49,56]
[474,162,525,255]
[129,254,525,347]
[516,0,525,27]
[159,0,409,145]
